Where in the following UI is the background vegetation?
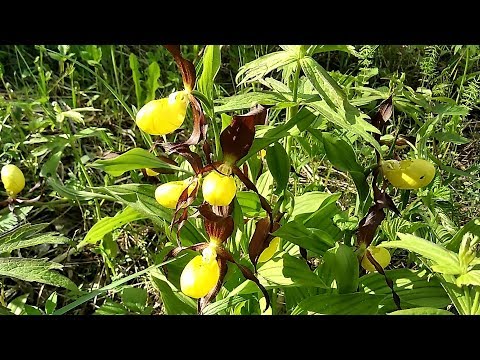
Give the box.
[0,45,479,315]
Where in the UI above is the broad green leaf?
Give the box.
[238,108,317,165]
[293,293,385,315]
[360,268,451,309]
[198,45,221,103]
[321,132,363,173]
[289,191,331,219]
[47,177,111,201]
[456,271,480,287]
[145,61,160,103]
[80,206,146,247]
[273,220,335,255]
[236,51,297,85]
[149,268,196,315]
[0,223,69,253]
[324,244,359,294]
[7,294,29,315]
[380,233,461,274]
[266,141,290,194]
[0,305,12,315]
[214,91,285,113]
[433,132,469,145]
[446,218,480,252]
[258,252,327,288]
[202,295,247,315]
[236,191,265,218]
[40,139,69,178]
[122,287,148,313]
[97,184,207,245]
[94,299,131,315]
[0,232,69,253]
[89,148,184,177]
[0,206,32,233]
[0,258,78,292]
[388,307,453,315]
[129,53,143,108]
[432,103,469,116]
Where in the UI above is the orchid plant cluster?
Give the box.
[134,45,277,313]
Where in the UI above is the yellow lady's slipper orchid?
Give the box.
[202,171,236,206]
[135,91,189,135]
[155,180,195,209]
[1,164,25,198]
[180,246,220,298]
[361,245,391,272]
[381,159,435,189]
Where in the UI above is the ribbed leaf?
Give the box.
[388,307,453,315]
[293,293,385,315]
[0,258,77,291]
[90,148,183,177]
[80,206,146,246]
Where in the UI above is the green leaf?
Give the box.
[380,233,461,274]
[388,307,453,315]
[324,244,359,294]
[198,45,221,103]
[293,293,385,315]
[145,61,160,103]
[7,294,29,315]
[202,295,247,315]
[129,53,143,108]
[236,191,265,218]
[308,45,358,56]
[446,218,480,252]
[214,91,285,113]
[321,132,363,173]
[45,291,57,315]
[236,51,297,85]
[0,258,78,292]
[273,220,335,255]
[456,271,480,287]
[432,103,469,116]
[122,287,148,313]
[258,252,327,288]
[433,132,470,145]
[149,268,196,315]
[266,141,290,194]
[80,206,146,247]
[360,268,451,309]
[89,148,184,177]
[94,299,130,315]
[239,108,317,165]
[0,223,69,253]
[289,191,332,219]
[97,184,207,246]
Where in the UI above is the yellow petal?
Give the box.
[145,168,159,177]
[135,91,188,135]
[361,246,391,272]
[258,237,280,263]
[202,171,236,206]
[382,159,435,189]
[180,254,220,298]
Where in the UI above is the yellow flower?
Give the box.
[361,246,391,272]
[202,170,236,206]
[135,91,189,135]
[145,168,159,177]
[1,164,25,198]
[258,237,280,263]
[381,159,435,189]
[180,247,220,298]
[154,180,195,209]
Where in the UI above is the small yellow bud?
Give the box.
[1,164,25,198]
[145,168,160,177]
[154,180,195,209]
